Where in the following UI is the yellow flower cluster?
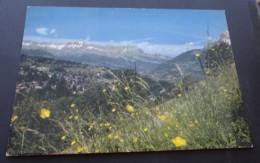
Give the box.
[40,108,50,119]
[111,108,116,112]
[71,139,76,146]
[124,86,130,91]
[61,136,66,140]
[158,115,172,123]
[114,135,119,139]
[11,115,18,123]
[88,125,93,131]
[126,104,134,112]
[75,146,86,153]
[172,136,186,147]
[133,137,138,143]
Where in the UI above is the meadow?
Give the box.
[7,43,252,155]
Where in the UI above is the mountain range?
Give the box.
[22,40,171,73]
[21,31,231,82]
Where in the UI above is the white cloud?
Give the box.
[23,35,76,43]
[35,27,56,36]
[36,28,49,35]
[50,29,56,34]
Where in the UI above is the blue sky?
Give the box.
[23,7,229,57]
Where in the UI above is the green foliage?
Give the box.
[205,43,234,72]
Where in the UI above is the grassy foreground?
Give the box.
[7,65,251,155]
[7,43,252,155]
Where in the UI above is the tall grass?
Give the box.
[7,47,251,155]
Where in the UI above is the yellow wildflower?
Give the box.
[114,79,118,83]
[144,128,148,132]
[208,36,212,40]
[105,122,110,127]
[119,117,123,121]
[131,113,135,116]
[126,104,134,112]
[178,93,182,97]
[11,115,18,122]
[172,136,187,147]
[120,139,124,143]
[112,108,116,112]
[71,139,76,146]
[69,115,73,119]
[80,132,83,135]
[133,137,138,143]
[109,126,112,130]
[195,53,200,57]
[20,126,25,130]
[40,108,50,119]
[74,116,79,120]
[164,133,169,138]
[114,135,119,139]
[124,86,130,91]
[102,89,106,93]
[206,69,211,74]
[100,123,104,127]
[195,120,199,124]
[158,115,171,123]
[61,136,66,140]
[95,149,100,153]
[155,106,160,110]
[71,103,75,108]
[112,86,116,91]
[108,134,112,139]
[88,125,93,131]
[76,147,84,153]
[223,88,228,92]
[75,109,79,112]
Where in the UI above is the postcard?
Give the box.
[7,7,252,156]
